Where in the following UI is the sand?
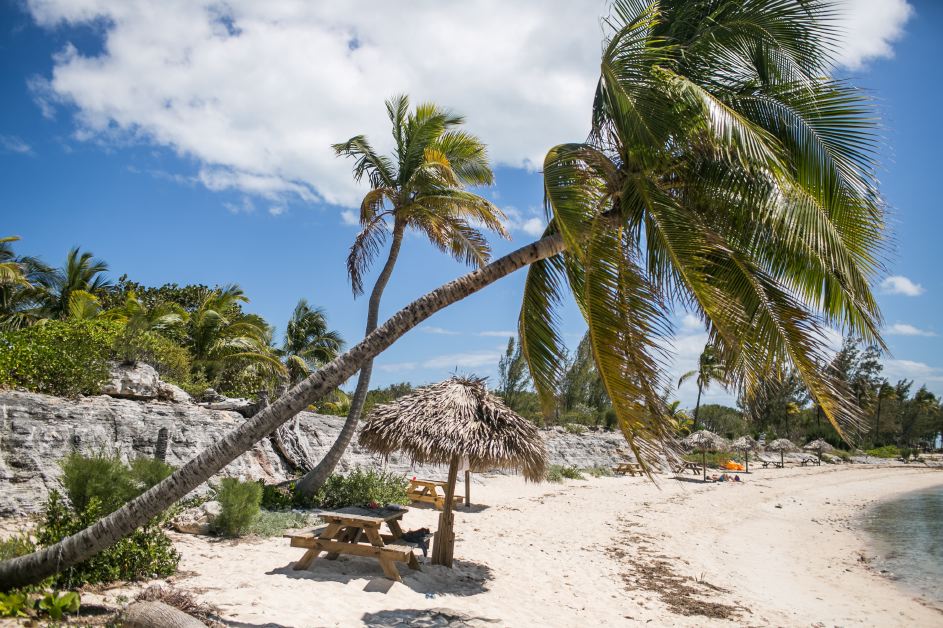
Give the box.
[89,465,943,627]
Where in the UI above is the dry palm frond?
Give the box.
[730,435,760,452]
[803,438,834,453]
[681,430,729,452]
[358,376,547,481]
[766,438,797,452]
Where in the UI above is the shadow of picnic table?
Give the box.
[361,607,502,626]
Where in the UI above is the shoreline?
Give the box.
[44,465,943,625]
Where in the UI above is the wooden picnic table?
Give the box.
[407,478,464,510]
[288,506,420,582]
[612,461,643,476]
[676,461,703,475]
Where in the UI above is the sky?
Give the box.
[1,0,940,409]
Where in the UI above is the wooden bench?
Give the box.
[612,461,643,476]
[288,507,420,582]
[800,456,820,466]
[674,461,703,475]
[407,479,464,510]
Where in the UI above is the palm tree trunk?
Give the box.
[693,385,703,430]
[0,233,565,591]
[296,222,406,497]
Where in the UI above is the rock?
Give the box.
[0,389,630,515]
[198,397,256,417]
[171,500,222,535]
[101,362,162,399]
[157,381,191,404]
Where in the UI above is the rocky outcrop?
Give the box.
[101,362,192,404]
[0,390,627,515]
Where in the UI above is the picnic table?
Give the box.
[675,461,703,475]
[612,461,643,476]
[800,456,821,466]
[288,506,420,582]
[407,478,464,510]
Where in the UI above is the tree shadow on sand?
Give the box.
[361,607,502,627]
[266,556,493,596]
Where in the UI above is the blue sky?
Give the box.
[1,0,940,408]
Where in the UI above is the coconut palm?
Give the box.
[0,237,56,330]
[678,344,727,429]
[0,237,29,287]
[104,291,188,362]
[280,299,344,384]
[43,247,111,319]
[295,95,506,496]
[0,0,890,589]
[185,285,284,386]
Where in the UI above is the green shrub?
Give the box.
[0,591,29,618]
[60,452,140,514]
[545,466,564,483]
[309,468,409,509]
[246,510,315,537]
[36,491,178,588]
[129,457,175,490]
[0,534,35,561]
[564,423,587,435]
[259,481,295,510]
[865,445,900,459]
[0,320,119,396]
[586,465,613,478]
[899,447,912,461]
[36,591,80,620]
[560,465,584,480]
[215,478,263,537]
[131,332,192,387]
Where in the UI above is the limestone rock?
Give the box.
[171,500,222,535]
[101,362,162,400]
[157,381,191,404]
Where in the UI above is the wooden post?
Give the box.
[432,456,459,567]
[155,428,169,462]
[464,470,471,509]
[702,449,707,482]
[745,451,750,473]
[780,450,784,468]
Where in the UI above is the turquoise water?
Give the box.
[860,485,943,606]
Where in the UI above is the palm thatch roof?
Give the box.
[730,435,760,452]
[681,430,729,452]
[358,376,547,481]
[803,438,834,453]
[766,438,797,452]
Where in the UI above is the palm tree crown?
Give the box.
[281,299,344,384]
[521,0,886,463]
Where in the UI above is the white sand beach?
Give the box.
[83,465,943,627]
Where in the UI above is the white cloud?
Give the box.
[833,0,913,70]
[886,323,936,337]
[339,209,359,226]
[880,275,925,296]
[0,135,33,155]
[422,350,503,369]
[223,196,254,214]
[377,361,417,373]
[268,205,286,216]
[883,359,943,385]
[502,206,547,239]
[679,313,702,332]
[421,326,461,336]
[24,1,912,209]
[479,330,516,338]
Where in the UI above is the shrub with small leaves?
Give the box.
[215,478,263,537]
[586,465,613,478]
[308,468,409,509]
[0,533,35,561]
[0,592,29,618]
[545,464,583,482]
[36,591,80,620]
[259,481,295,510]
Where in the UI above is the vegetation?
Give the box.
[545,465,584,483]
[310,468,409,509]
[214,478,263,537]
[679,345,728,429]
[865,445,900,459]
[246,510,314,537]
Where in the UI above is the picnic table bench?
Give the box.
[759,456,784,468]
[800,456,821,466]
[675,461,703,475]
[612,461,643,476]
[287,506,420,582]
[407,478,464,510]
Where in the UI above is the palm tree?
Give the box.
[186,285,284,387]
[294,95,506,496]
[0,237,55,330]
[43,247,111,319]
[0,237,29,287]
[0,0,889,589]
[280,299,344,384]
[104,291,188,362]
[678,344,727,429]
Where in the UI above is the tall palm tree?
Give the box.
[295,95,506,496]
[280,299,344,384]
[43,247,111,319]
[0,0,889,589]
[678,344,727,429]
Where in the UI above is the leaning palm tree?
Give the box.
[0,0,890,589]
[295,95,506,497]
[679,344,727,429]
[280,299,344,385]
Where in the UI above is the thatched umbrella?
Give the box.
[681,430,729,482]
[730,436,760,473]
[766,438,797,467]
[803,438,834,463]
[359,376,547,567]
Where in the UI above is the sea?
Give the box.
[859,484,943,607]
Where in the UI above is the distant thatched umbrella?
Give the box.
[731,436,760,472]
[359,376,547,567]
[803,438,835,463]
[682,430,729,482]
[766,438,797,467]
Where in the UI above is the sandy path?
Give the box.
[95,465,943,627]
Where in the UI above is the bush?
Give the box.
[259,482,295,510]
[36,491,178,588]
[246,510,314,537]
[564,423,587,435]
[0,320,118,396]
[865,445,900,459]
[130,332,192,387]
[0,534,35,561]
[310,468,409,509]
[899,447,912,461]
[586,465,613,478]
[545,464,584,482]
[214,478,263,537]
[60,453,174,514]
